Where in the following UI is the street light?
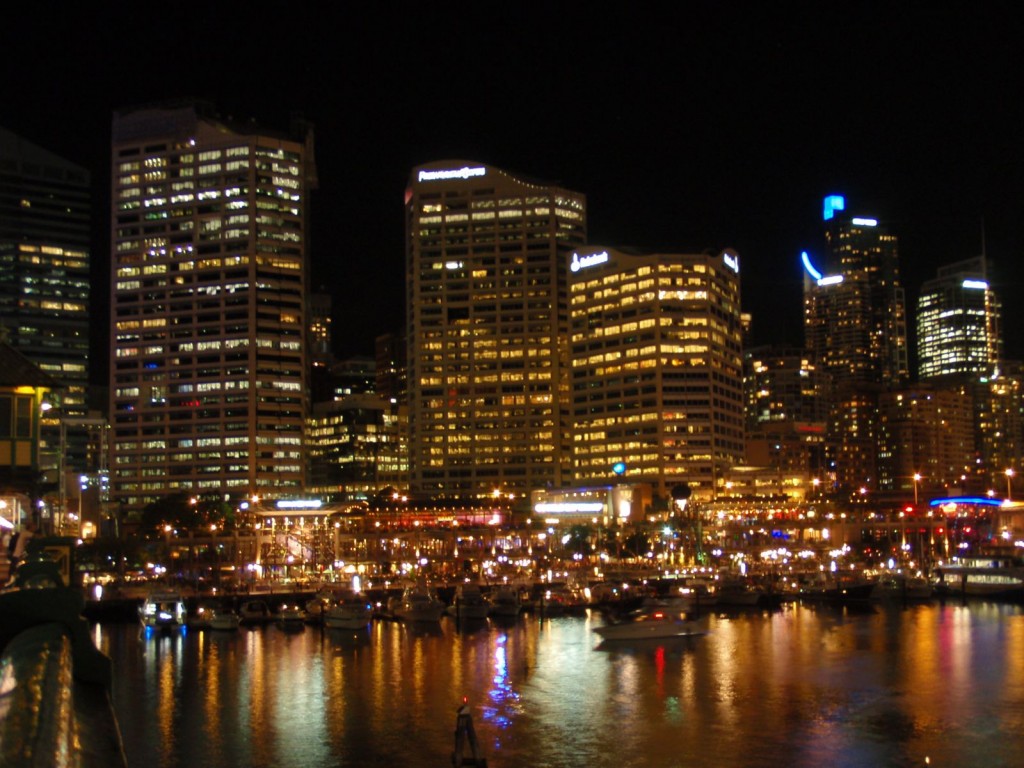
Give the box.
[1006,468,1015,500]
[913,473,922,506]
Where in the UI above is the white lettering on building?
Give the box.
[570,250,610,272]
[418,166,487,182]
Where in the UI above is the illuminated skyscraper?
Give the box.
[109,103,315,513]
[569,246,744,500]
[405,161,586,497]
[0,127,91,473]
[802,195,908,493]
[917,257,1001,380]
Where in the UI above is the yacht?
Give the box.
[390,584,446,623]
[936,554,1024,600]
[139,591,187,630]
[324,593,374,630]
[594,606,710,642]
[446,582,491,620]
[487,585,522,618]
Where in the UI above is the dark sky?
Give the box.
[4,3,1024,377]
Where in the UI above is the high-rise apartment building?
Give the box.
[0,127,91,474]
[568,246,744,500]
[109,103,315,513]
[802,195,908,493]
[405,161,586,497]
[917,256,1001,381]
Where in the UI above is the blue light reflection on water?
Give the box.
[96,602,1024,768]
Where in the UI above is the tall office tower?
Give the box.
[375,330,407,405]
[917,257,1001,380]
[743,345,826,478]
[308,291,334,404]
[802,195,908,493]
[0,127,91,473]
[405,161,586,498]
[110,103,316,513]
[876,384,976,496]
[569,246,744,500]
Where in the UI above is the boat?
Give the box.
[487,585,522,618]
[798,571,876,603]
[390,583,446,623]
[594,606,710,642]
[274,602,307,630]
[189,600,240,630]
[239,598,273,625]
[935,554,1024,600]
[139,591,187,629]
[446,582,491,620]
[872,574,934,601]
[324,593,374,630]
[715,578,767,607]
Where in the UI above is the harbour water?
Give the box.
[94,601,1024,768]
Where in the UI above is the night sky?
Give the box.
[4,3,1024,380]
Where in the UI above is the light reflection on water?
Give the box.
[97,602,1024,768]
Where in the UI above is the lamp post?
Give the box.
[1006,468,1015,501]
[912,473,921,506]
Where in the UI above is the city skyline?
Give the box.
[3,4,1024,382]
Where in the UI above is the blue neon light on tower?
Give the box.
[823,195,845,221]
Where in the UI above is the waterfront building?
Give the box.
[974,366,1022,492]
[0,340,54,522]
[876,383,976,497]
[405,161,586,498]
[568,246,744,501]
[917,256,1001,381]
[802,195,908,494]
[109,103,316,514]
[0,127,92,478]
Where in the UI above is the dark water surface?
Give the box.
[95,601,1024,768]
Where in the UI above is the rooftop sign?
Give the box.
[418,166,486,182]
[570,250,609,272]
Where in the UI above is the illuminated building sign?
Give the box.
[801,251,823,281]
[851,217,878,227]
[417,166,487,182]
[817,275,844,287]
[275,499,323,510]
[823,195,846,221]
[570,250,609,273]
[962,279,989,290]
[534,502,605,514]
[723,253,739,273]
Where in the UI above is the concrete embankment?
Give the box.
[0,588,126,768]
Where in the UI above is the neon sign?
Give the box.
[276,499,323,510]
[801,251,822,281]
[570,251,609,272]
[417,166,486,182]
[823,195,845,221]
[723,253,739,273]
[962,279,989,290]
[851,217,877,227]
[534,502,605,514]
[817,275,844,286]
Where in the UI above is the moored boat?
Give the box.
[594,606,710,642]
[391,583,446,623]
[274,602,307,630]
[487,585,522,618]
[324,593,374,630]
[239,599,273,625]
[139,591,187,630]
[446,582,491,620]
[935,554,1024,600]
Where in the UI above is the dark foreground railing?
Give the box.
[0,565,126,768]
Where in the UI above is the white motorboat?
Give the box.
[391,584,446,623]
[139,591,187,629]
[594,606,710,642]
[324,593,374,630]
[275,602,307,630]
[487,586,522,618]
[446,582,491,620]
[189,600,240,630]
